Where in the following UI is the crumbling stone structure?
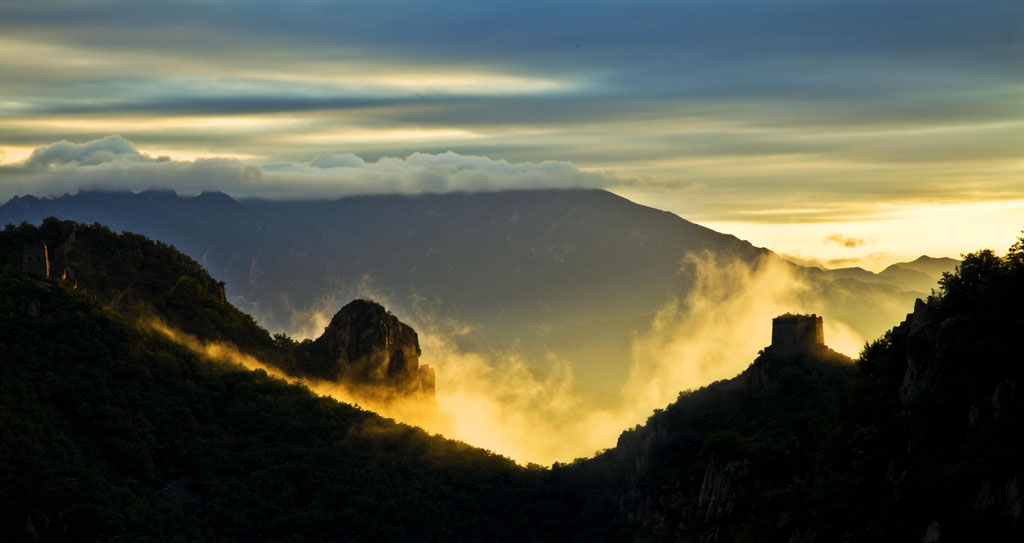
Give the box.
[22,242,50,278]
[21,224,78,286]
[771,313,824,353]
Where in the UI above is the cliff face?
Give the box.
[308,299,434,398]
[697,459,750,522]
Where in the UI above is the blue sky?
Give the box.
[1,0,1022,265]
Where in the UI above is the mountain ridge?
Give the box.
[0,220,1020,541]
[0,189,943,394]
[0,219,434,404]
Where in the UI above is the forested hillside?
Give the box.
[574,234,1024,542]
[0,219,434,401]
[0,271,562,542]
[1,220,1020,541]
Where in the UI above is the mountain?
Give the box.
[0,219,433,403]
[895,255,962,278]
[1,218,1020,541]
[569,238,1024,541]
[819,255,958,294]
[0,269,566,542]
[0,189,937,394]
[877,256,960,292]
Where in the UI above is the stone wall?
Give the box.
[771,313,824,352]
[22,242,50,278]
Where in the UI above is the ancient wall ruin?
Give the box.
[22,242,50,278]
[771,313,824,352]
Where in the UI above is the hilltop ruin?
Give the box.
[770,313,824,354]
[20,224,77,285]
[21,242,49,278]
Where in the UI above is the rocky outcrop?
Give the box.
[898,298,937,404]
[740,345,852,392]
[921,519,942,543]
[309,299,434,398]
[615,419,670,527]
[697,459,750,521]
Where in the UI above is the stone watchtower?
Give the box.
[770,313,824,353]
[22,242,50,278]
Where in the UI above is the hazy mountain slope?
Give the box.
[895,255,961,278]
[0,189,930,393]
[0,190,765,391]
[0,271,566,542]
[874,256,959,292]
[815,255,958,294]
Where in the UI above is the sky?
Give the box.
[1,0,1022,268]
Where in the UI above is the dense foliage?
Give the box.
[1,218,1021,541]
[593,234,1024,542]
[0,272,567,542]
[1,218,277,358]
[784,238,1024,542]
[0,219,406,386]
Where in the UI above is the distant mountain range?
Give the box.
[0,189,957,394]
[800,255,959,293]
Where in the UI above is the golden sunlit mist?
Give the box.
[147,249,893,466]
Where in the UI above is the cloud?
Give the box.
[0,136,614,201]
[24,135,157,169]
[1,1,1021,226]
[824,234,867,248]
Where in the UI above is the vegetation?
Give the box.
[1,219,1021,541]
[1,218,277,358]
[0,271,566,542]
[594,232,1024,542]
[0,218,404,386]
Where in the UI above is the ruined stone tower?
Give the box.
[22,242,50,278]
[770,313,824,353]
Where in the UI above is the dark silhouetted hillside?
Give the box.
[0,219,434,402]
[0,270,567,542]
[1,218,1018,542]
[564,233,1024,542]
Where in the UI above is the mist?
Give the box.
[306,252,874,465]
[152,250,878,466]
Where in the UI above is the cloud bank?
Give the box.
[1,0,1021,226]
[0,136,613,200]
